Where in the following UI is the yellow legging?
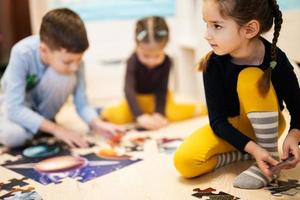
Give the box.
[174,68,286,178]
[101,91,206,124]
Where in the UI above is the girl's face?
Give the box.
[202,0,245,56]
[136,42,166,69]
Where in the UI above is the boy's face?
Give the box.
[40,43,83,75]
[136,42,166,69]
[202,0,245,56]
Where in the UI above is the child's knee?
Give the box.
[174,148,205,178]
[0,123,32,148]
[42,67,76,93]
[174,149,192,178]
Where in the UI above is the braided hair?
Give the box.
[257,0,283,95]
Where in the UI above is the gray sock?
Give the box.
[233,111,279,189]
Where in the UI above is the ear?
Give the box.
[39,42,50,53]
[39,42,53,64]
[243,20,260,39]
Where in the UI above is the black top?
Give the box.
[203,38,300,153]
[124,53,171,118]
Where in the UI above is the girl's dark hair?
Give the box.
[198,0,282,95]
[135,16,169,47]
[40,8,89,53]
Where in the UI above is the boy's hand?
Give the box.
[137,114,160,130]
[52,127,89,148]
[91,119,124,140]
[40,119,88,148]
[245,141,279,177]
[281,129,300,169]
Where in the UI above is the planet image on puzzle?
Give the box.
[4,148,138,185]
[34,155,88,184]
[23,144,60,158]
[97,148,131,160]
[34,156,88,173]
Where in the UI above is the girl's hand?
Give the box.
[245,141,279,177]
[281,129,300,169]
[152,113,168,128]
[137,114,160,130]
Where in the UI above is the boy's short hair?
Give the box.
[40,8,89,53]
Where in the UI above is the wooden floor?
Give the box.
[1,103,300,200]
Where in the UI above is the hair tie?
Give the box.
[270,60,277,69]
[137,30,147,41]
[156,30,168,37]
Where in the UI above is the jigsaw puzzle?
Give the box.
[0,177,42,199]
[2,151,141,185]
[192,187,241,200]
[0,133,142,185]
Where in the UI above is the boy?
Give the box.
[0,8,122,148]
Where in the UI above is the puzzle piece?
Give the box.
[0,154,21,165]
[281,188,298,196]
[0,178,29,191]
[125,144,144,152]
[157,138,183,154]
[130,136,151,144]
[192,187,241,200]
[0,177,42,199]
[97,148,131,160]
[0,186,39,199]
[7,134,71,158]
[122,136,151,152]
[265,179,300,196]
[269,155,295,174]
[193,187,217,193]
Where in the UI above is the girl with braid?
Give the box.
[102,16,207,130]
[174,0,300,189]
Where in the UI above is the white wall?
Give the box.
[28,0,300,104]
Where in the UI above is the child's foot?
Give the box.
[233,163,273,189]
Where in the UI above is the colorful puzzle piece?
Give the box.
[157,138,183,154]
[192,187,241,200]
[122,136,151,152]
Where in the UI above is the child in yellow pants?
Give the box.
[174,0,300,190]
[174,68,285,177]
[101,16,206,130]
